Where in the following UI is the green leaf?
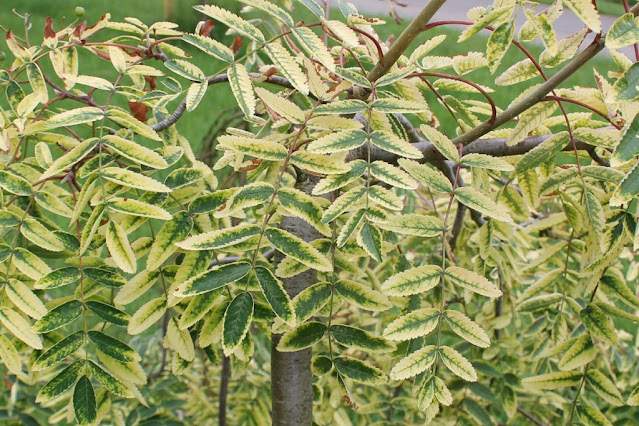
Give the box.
[222,292,254,356]
[398,159,453,193]
[461,153,514,171]
[307,129,368,154]
[44,107,103,130]
[106,108,162,141]
[228,63,256,118]
[277,321,327,351]
[86,301,129,326]
[21,217,66,252]
[586,370,624,406]
[383,308,440,341]
[333,357,387,384]
[102,134,169,169]
[515,132,568,173]
[101,167,171,192]
[576,405,613,426]
[218,135,287,161]
[487,21,514,73]
[443,310,491,348]
[507,101,558,146]
[35,266,81,290]
[107,198,172,221]
[278,187,331,237]
[106,221,137,274]
[0,170,33,195]
[128,297,167,335]
[173,262,251,297]
[292,27,334,72]
[369,131,423,159]
[607,13,639,49]
[381,265,442,297]
[321,187,366,223]
[177,224,261,251]
[289,151,350,175]
[264,42,308,94]
[293,282,332,324]
[194,4,265,42]
[330,325,394,352]
[389,345,437,380]
[454,187,513,223]
[522,371,583,389]
[315,99,367,114]
[33,300,83,333]
[114,269,160,306]
[73,376,97,425]
[334,279,390,311]
[558,335,597,371]
[563,0,601,32]
[376,214,444,237]
[371,98,429,114]
[312,159,367,195]
[13,248,51,280]
[6,279,47,319]
[600,270,639,310]
[33,331,84,371]
[369,186,403,211]
[255,266,295,325]
[164,317,195,361]
[334,208,363,247]
[0,307,42,349]
[613,113,639,164]
[440,346,477,382]
[612,62,639,101]
[88,361,130,397]
[182,33,234,62]
[146,212,193,269]
[445,266,502,298]
[255,86,305,123]
[580,303,619,346]
[357,221,383,262]
[370,161,418,190]
[0,335,21,375]
[36,360,84,403]
[189,189,234,214]
[335,67,371,88]
[179,289,222,330]
[420,124,459,162]
[265,228,332,272]
[88,331,140,363]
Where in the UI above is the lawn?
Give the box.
[0,1,619,148]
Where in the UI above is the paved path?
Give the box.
[329,0,635,58]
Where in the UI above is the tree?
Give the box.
[1,0,639,424]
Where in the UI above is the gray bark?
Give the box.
[271,172,321,426]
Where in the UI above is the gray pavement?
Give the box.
[329,0,635,58]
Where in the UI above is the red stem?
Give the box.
[349,26,385,62]
[544,95,621,129]
[415,72,497,123]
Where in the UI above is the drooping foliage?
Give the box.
[1,0,639,424]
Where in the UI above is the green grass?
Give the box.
[0,1,619,147]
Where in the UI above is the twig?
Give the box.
[517,407,549,426]
[219,356,231,426]
[152,74,295,132]
[366,0,447,84]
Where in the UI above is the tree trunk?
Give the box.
[271,172,320,426]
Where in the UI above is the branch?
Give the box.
[152,74,296,132]
[365,0,447,84]
[447,2,639,148]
